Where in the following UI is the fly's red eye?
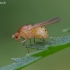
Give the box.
[15,32,19,38]
[15,36,18,38]
[15,35,18,38]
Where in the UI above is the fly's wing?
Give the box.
[29,17,61,30]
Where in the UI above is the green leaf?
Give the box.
[62,28,70,32]
[0,35,70,70]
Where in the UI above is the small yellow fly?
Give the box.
[12,17,61,53]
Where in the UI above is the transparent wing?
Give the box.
[29,17,61,30]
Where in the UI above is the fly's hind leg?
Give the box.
[21,39,29,53]
[40,36,47,45]
[41,36,50,45]
[40,36,46,43]
[42,37,45,43]
[34,37,38,50]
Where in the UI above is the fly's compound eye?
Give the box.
[15,36,18,38]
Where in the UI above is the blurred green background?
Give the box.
[0,0,70,70]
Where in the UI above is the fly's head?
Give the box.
[12,32,20,41]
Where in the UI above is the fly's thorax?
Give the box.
[18,25,33,39]
[19,30,32,39]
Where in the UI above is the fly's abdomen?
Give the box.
[32,26,49,39]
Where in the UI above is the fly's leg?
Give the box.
[34,37,36,44]
[40,36,45,43]
[42,37,45,42]
[39,36,47,45]
[21,39,29,53]
[41,37,51,45]
[30,39,31,45]
[24,42,29,53]
[21,39,27,43]
[34,37,38,50]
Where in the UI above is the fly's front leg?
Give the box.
[21,39,29,53]
[21,39,27,44]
